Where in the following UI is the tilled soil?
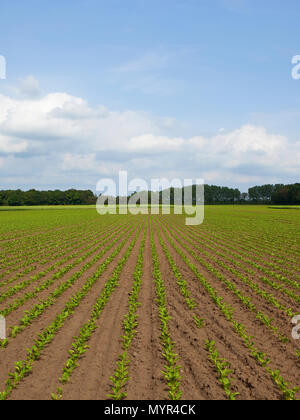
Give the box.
[0,213,299,400]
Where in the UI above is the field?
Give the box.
[0,205,299,400]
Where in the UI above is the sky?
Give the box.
[0,0,299,193]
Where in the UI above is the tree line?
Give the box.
[111,183,300,205]
[0,183,299,206]
[0,189,97,206]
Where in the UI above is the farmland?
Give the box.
[0,206,299,400]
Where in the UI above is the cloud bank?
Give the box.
[0,81,299,191]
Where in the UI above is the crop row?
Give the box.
[205,340,239,400]
[51,222,145,399]
[194,211,299,260]
[0,221,135,346]
[180,222,300,302]
[160,220,292,344]
[0,222,90,271]
[0,219,126,305]
[108,226,147,400]
[154,219,242,400]
[0,210,103,244]
[169,220,299,308]
[172,218,299,292]
[0,222,114,290]
[0,215,102,263]
[157,219,299,400]
[0,217,117,281]
[194,216,300,265]
[0,221,143,399]
[154,222,197,313]
[187,223,300,284]
[150,222,182,400]
[154,218,242,400]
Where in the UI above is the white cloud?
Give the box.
[62,153,97,172]
[0,82,299,190]
[0,92,158,148]
[127,134,184,152]
[51,101,108,120]
[187,124,290,162]
[213,125,286,155]
[0,133,27,153]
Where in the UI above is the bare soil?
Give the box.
[0,215,299,400]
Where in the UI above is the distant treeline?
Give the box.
[0,189,97,206]
[0,183,299,206]
[114,183,300,205]
[270,183,300,205]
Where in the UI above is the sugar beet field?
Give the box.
[0,206,299,400]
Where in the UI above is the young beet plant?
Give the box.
[0,224,141,401]
[0,222,124,320]
[159,218,299,401]
[156,225,197,311]
[108,228,146,400]
[2,223,133,345]
[205,340,240,401]
[154,220,206,331]
[150,224,182,400]
[193,315,205,329]
[50,223,144,400]
[163,220,291,344]
[266,369,299,401]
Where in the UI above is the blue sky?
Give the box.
[0,0,299,192]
